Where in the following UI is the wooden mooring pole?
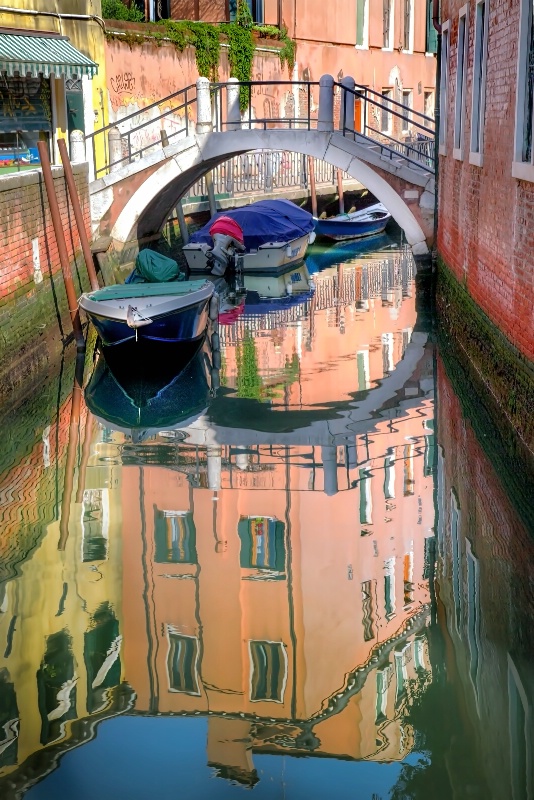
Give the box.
[58,138,99,291]
[337,168,345,215]
[308,156,318,217]
[58,352,85,551]
[37,140,85,350]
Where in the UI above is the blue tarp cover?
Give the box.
[190,199,314,251]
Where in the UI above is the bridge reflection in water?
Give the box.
[1,234,530,799]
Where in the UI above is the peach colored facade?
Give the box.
[104,1,436,148]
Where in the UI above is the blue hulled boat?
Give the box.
[314,202,391,241]
[79,250,215,347]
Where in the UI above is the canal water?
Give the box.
[0,230,533,800]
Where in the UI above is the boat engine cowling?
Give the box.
[208,216,245,276]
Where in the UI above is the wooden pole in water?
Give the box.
[175,201,190,244]
[337,168,345,214]
[58,352,85,551]
[37,140,85,350]
[75,411,95,504]
[206,171,217,217]
[308,155,318,217]
[58,138,99,292]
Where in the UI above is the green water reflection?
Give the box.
[0,234,532,799]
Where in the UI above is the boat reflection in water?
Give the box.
[84,337,219,443]
[5,234,516,799]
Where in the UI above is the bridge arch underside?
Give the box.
[109,130,433,259]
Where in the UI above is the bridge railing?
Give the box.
[210,80,321,131]
[85,84,197,179]
[183,149,350,202]
[336,80,436,172]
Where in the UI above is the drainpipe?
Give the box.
[0,6,106,32]
[432,0,442,261]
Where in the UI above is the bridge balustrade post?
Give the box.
[317,75,334,133]
[196,77,213,134]
[321,445,339,496]
[339,77,355,132]
[108,127,122,172]
[226,77,241,131]
[69,130,86,164]
[265,150,273,191]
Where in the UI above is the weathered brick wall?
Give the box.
[438,0,534,361]
[0,165,93,403]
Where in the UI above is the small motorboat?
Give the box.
[313,202,391,241]
[79,250,215,347]
[183,199,316,276]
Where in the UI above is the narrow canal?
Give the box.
[0,230,533,799]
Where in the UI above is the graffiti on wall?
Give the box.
[110,72,136,95]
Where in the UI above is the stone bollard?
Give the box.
[207,445,222,490]
[108,127,122,172]
[317,74,334,133]
[339,76,356,131]
[196,77,213,134]
[321,445,339,496]
[69,129,86,163]
[226,77,241,131]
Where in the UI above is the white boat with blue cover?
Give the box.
[78,250,214,347]
[183,199,316,275]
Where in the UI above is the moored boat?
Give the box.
[183,199,316,276]
[78,250,215,347]
[313,202,391,241]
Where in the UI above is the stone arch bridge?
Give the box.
[88,76,436,260]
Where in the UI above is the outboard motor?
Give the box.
[208,216,246,276]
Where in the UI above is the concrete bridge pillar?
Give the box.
[318,75,334,133]
[339,77,355,131]
[196,77,213,134]
[226,77,241,131]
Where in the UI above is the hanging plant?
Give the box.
[224,0,255,111]
[161,20,220,81]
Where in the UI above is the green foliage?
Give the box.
[223,0,255,111]
[278,28,297,74]
[236,332,262,399]
[188,22,221,82]
[101,0,144,22]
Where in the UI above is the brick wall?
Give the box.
[437,0,534,362]
[0,164,93,403]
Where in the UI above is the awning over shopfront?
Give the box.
[0,32,98,79]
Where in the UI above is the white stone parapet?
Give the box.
[196,77,213,134]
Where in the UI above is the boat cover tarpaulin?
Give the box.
[190,199,314,250]
[126,249,184,283]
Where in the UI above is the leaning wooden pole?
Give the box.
[58,352,85,551]
[58,138,99,291]
[37,140,85,350]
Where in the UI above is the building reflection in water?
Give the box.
[0,240,441,795]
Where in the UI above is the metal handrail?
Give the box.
[211,80,320,132]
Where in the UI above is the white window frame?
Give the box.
[248,639,288,703]
[512,0,534,181]
[383,0,395,51]
[402,90,413,133]
[453,4,469,160]
[438,20,450,155]
[402,0,414,53]
[355,0,369,49]
[469,0,489,166]
[381,89,393,133]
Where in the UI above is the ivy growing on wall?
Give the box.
[223,0,256,111]
[103,0,297,110]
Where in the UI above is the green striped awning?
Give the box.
[0,32,98,79]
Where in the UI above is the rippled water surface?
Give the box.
[0,231,533,800]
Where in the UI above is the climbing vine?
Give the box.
[223,0,256,111]
[103,0,297,108]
